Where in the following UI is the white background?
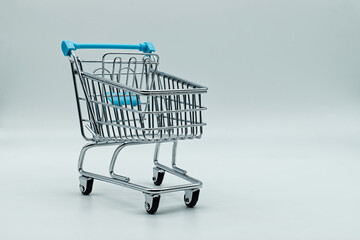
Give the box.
[1,0,360,239]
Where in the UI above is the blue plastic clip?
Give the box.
[106,92,139,106]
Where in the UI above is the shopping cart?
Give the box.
[61,40,208,214]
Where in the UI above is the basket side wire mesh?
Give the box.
[70,52,206,142]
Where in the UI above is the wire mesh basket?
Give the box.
[71,52,207,142]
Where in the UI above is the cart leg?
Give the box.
[170,141,187,174]
[152,143,165,185]
[153,141,188,175]
[78,143,99,173]
[109,143,132,182]
[77,143,102,195]
[77,142,128,194]
[153,141,202,208]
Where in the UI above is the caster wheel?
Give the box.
[79,176,94,195]
[152,167,165,186]
[144,194,161,214]
[184,189,200,208]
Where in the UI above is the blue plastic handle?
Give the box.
[61,40,155,56]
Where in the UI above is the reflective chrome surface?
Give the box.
[65,49,207,212]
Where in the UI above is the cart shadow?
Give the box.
[151,205,204,216]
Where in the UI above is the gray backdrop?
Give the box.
[1,0,359,239]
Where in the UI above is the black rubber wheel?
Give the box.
[79,178,94,195]
[145,195,161,214]
[152,170,165,186]
[184,189,200,208]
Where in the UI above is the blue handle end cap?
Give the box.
[139,42,156,53]
[61,40,77,56]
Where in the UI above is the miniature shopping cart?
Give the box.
[61,40,208,214]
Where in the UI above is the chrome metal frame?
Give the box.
[66,49,207,212]
[78,140,202,195]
